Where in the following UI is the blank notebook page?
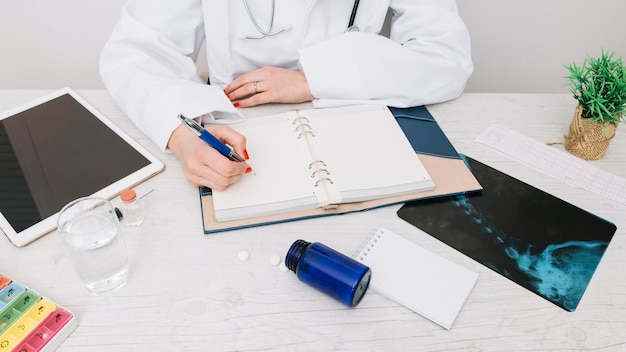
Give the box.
[355,226,478,329]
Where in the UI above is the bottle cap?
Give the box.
[285,239,310,273]
[120,189,137,202]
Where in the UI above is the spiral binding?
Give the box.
[313,177,334,187]
[310,168,330,178]
[292,112,335,188]
[355,228,384,262]
[307,160,327,169]
[294,122,315,139]
[310,167,332,186]
[310,164,334,186]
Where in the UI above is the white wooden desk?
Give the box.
[1,91,625,351]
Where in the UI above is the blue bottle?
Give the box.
[285,239,371,307]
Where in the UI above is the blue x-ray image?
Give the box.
[398,156,616,311]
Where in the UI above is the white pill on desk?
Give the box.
[270,254,281,266]
[238,250,250,261]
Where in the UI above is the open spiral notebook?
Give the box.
[211,105,435,222]
[199,104,483,233]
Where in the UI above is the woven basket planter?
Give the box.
[564,104,618,160]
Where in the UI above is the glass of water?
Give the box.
[57,197,129,295]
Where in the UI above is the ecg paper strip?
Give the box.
[475,124,626,206]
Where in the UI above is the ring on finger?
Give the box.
[253,81,258,94]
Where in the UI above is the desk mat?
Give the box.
[397,156,617,312]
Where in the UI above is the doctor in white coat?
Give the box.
[100,0,473,190]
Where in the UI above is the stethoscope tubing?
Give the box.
[348,0,360,29]
[242,0,361,39]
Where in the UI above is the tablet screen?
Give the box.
[0,89,164,246]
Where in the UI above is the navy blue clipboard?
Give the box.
[389,106,460,159]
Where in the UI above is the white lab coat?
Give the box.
[100,0,473,151]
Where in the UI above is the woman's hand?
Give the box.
[224,66,315,108]
[167,124,251,191]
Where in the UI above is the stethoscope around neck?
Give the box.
[240,0,361,40]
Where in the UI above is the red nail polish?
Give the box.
[243,149,250,160]
[245,167,252,174]
[233,102,240,107]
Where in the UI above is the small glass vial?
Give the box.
[285,239,371,307]
[120,189,144,226]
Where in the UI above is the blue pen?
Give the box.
[177,114,246,162]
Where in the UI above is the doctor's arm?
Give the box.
[223,2,471,109]
[300,1,473,108]
[100,0,249,189]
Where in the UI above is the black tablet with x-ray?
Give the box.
[0,88,164,247]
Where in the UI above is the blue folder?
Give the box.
[389,106,461,159]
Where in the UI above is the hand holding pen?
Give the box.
[171,114,251,191]
[178,114,246,162]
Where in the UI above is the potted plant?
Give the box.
[563,49,626,160]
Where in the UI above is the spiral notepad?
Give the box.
[211,105,435,222]
[355,227,478,329]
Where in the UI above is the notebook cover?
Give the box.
[200,106,482,233]
[397,156,617,312]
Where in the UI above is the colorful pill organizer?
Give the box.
[0,273,77,352]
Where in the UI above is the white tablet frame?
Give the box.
[0,88,164,247]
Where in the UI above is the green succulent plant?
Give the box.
[564,49,626,127]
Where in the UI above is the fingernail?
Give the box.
[245,167,252,174]
[233,102,240,107]
[243,149,250,160]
